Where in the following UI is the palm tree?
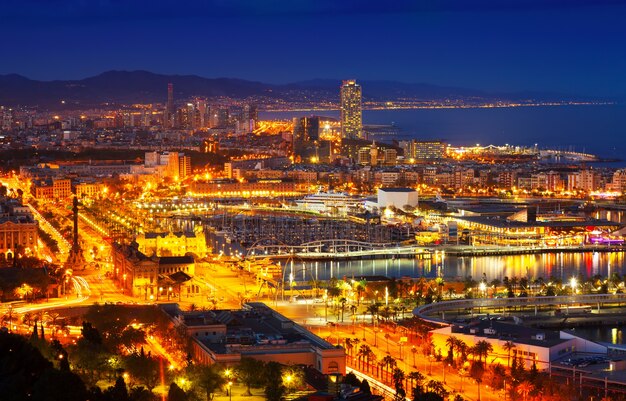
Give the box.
[22,312,33,329]
[470,361,485,401]
[426,380,448,399]
[355,280,367,305]
[358,344,372,371]
[345,338,355,357]
[455,339,468,367]
[384,332,391,354]
[410,345,418,367]
[339,297,347,322]
[503,341,516,368]
[350,304,358,333]
[516,381,534,401]
[381,355,397,383]
[407,371,425,397]
[366,303,380,325]
[474,340,493,364]
[392,368,406,401]
[435,277,445,297]
[445,336,457,362]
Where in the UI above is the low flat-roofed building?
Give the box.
[430,320,606,370]
[162,302,346,374]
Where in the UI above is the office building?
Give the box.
[412,140,447,160]
[292,116,320,160]
[340,80,362,139]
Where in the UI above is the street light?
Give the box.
[570,277,578,294]
[227,381,233,401]
[283,374,293,389]
[479,281,487,298]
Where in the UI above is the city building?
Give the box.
[292,116,320,161]
[31,178,72,200]
[567,169,602,192]
[442,207,622,247]
[340,80,362,139]
[135,226,209,258]
[125,151,191,181]
[430,320,606,370]
[112,242,201,300]
[403,140,447,160]
[0,197,38,263]
[162,302,346,374]
[191,179,301,198]
[376,187,419,209]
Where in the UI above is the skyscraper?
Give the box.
[292,116,320,160]
[167,83,174,114]
[340,79,362,139]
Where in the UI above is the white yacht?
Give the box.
[295,191,364,215]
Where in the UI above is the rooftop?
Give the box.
[452,320,568,348]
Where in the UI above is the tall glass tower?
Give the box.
[340,80,362,139]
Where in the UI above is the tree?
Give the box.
[167,382,188,401]
[190,364,227,401]
[516,381,534,401]
[473,340,493,364]
[407,371,425,397]
[392,368,406,401]
[366,303,380,325]
[264,362,286,401]
[119,326,147,353]
[236,357,265,396]
[358,344,374,371]
[445,336,457,364]
[344,372,361,387]
[381,355,397,382]
[503,341,516,368]
[411,345,418,367]
[0,331,88,401]
[124,352,160,391]
[455,339,468,367]
[489,363,506,390]
[425,380,448,398]
[72,322,108,386]
[470,361,485,401]
[129,386,155,401]
[359,379,371,394]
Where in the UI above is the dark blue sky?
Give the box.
[2,0,626,97]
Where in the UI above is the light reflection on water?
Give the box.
[571,326,626,345]
[292,251,626,282]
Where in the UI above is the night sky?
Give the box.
[2,0,625,97]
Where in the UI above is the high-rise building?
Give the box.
[164,83,175,128]
[340,80,362,139]
[167,83,175,114]
[242,104,258,131]
[410,140,447,160]
[292,116,320,161]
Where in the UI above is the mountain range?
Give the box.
[0,70,600,108]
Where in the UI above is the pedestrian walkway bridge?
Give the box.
[246,239,433,261]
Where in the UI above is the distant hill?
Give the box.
[0,70,597,108]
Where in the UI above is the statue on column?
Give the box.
[65,188,86,270]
